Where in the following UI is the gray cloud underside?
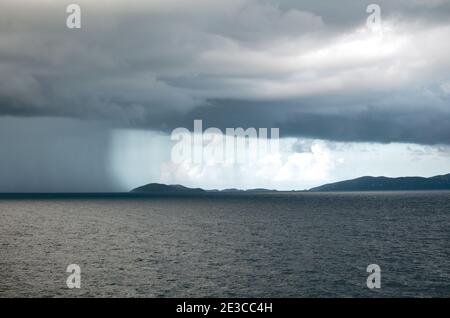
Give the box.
[1,0,450,144]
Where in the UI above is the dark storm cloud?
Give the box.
[276,0,450,27]
[130,95,450,145]
[1,0,450,144]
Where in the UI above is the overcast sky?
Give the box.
[1,0,450,191]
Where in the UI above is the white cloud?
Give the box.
[111,129,450,190]
[159,139,339,190]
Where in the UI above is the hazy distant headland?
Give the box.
[1,174,449,199]
[308,173,450,192]
[131,173,450,194]
[131,183,282,194]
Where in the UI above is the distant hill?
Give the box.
[131,183,205,194]
[309,174,450,192]
[131,183,279,194]
[131,173,450,194]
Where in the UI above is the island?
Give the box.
[132,173,450,194]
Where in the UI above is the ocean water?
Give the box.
[0,192,449,298]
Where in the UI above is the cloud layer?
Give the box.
[1,0,450,144]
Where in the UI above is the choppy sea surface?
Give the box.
[1,192,449,298]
